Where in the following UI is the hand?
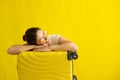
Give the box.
[33,46,51,52]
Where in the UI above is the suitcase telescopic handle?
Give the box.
[67,51,78,80]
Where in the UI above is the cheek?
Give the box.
[36,40,40,45]
[37,39,46,45]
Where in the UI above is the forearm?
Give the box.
[7,44,35,55]
[50,42,78,52]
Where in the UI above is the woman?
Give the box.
[7,27,78,55]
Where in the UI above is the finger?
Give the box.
[33,48,41,51]
[35,46,45,49]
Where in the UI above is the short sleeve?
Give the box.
[48,34,61,45]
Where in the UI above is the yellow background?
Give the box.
[0,0,120,80]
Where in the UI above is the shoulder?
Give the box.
[48,34,61,41]
[48,34,71,44]
[58,36,71,44]
[48,34,61,45]
[48,34,61,38]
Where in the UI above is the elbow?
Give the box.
[69,42,78,52]
[73,45,78,51]
[71,46,78,52]
[7,48,20,55]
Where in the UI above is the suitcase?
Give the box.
[17,51,78,80]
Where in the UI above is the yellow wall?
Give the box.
[0,0,120,80]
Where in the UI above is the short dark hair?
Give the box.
[23,27,41,45]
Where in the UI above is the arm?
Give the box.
[7,44,36,55]
[50,37,78,52]
[33,37,78,52]
[50,42,78,52]
[7,44,45,55]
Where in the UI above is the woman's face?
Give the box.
[36,30,51,46]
